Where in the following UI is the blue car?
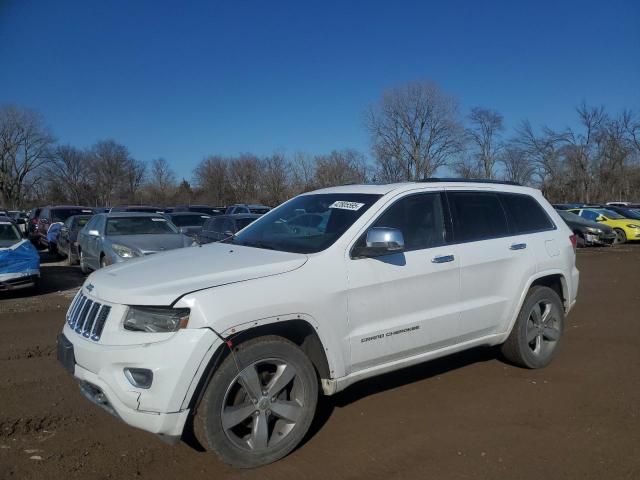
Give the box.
[0,216,40,291]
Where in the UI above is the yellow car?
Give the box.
[568,208,640,244]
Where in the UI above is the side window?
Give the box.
[357,193,446,253]
[581,210,598,221]
[500,193,555,234]
[448,191,509,242]
[40,208,49,221]
[64,217,73,228]
[96,216,106,233]
[208,218,224,233]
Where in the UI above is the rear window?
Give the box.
[235,217,257,230]
[170,214,210,227]
[448,192,509,242]
[106,217,178,235]
[0,222,22,246]
[500,193,555,234]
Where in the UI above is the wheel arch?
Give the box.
[505,271,569,337]
[185,316,333,415]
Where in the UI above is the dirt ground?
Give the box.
[1,247,639,480]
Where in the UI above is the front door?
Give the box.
[345,192,461,372]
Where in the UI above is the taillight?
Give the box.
[31,218,38,224]
[569,234,577,250]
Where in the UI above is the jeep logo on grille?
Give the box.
[85,283,94,292]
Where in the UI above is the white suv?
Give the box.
[57,180,579,467]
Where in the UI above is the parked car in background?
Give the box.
[552,203,586,210]
[33,206,94,252]
[164,212,211,237]
[197,213,260,243]
[606,202,640,208]
[599,205,640,221]
[77,212,193,273]
[568,208,640,244]
[57,214,94,265]
[8,211,28,233]
[109,205,165,214]
[556,209,615,246]
[0,216,39,291]
[224,203,271,215]
[172,205,224,216]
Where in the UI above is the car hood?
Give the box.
[108,234,189,254]
[84,242,308,305]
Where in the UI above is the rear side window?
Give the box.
[500,193,555,234]
[448,191,509,242]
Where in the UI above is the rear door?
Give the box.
[346,191,461,372]
[446,189,536,338]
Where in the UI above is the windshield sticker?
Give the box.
[151,218,167,222]
[329,201,365,211]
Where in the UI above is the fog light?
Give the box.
[124,368,153,389]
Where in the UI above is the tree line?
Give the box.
[1,81,639,209]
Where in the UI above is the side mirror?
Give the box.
[88,229,100,237]
[223,230,234,237]
[596,215,605,222]
[360,227,405,257]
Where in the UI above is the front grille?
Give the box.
[67,292,111,341]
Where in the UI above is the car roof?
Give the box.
[45,205,93,209]
[220,213,262,219]
[103,212,167,218]
[167,211,210,216]
[0,215,14,222]
[309,181,540,196]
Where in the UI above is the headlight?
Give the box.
[112,243,139,258]
[586,227,602,234]
[124,306,190,332]
[626,224,640,229]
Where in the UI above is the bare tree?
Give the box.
[46,145,91,204]
[0,105,55,208]
[290,151,316,194]
[89,139,137,206]
[314,149,368,188]
[261,153,290,206]
[193,155,230,205]
[467,107,504,179]
[366,81,464,181]
[499,146,535,185]
[144,157,175,204]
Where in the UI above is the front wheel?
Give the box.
[613,228,627,244]
[195,336,318,468]
[501,286,564,369]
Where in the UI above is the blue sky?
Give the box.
[1,0,638,178]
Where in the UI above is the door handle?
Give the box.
[510,243,527,250]
[432,254,455,263]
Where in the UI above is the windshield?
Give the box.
[596,209,624,219]
[74,216,92,228]
[558,210,582,222]
[232,193,381,254]
[0,222,22,247]
[170,214,210,227]
[106,216,178,235]
[52,208,93,222]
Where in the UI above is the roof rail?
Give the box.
[419,177,522,186]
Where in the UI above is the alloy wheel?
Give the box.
[525,300,561,357]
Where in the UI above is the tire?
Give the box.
[99,255,107,269]
[613,228,626,244]
[501,286,564,369]
[48,243,58,255]
[79,249,90,274]
[67,248,77,266]
[194,335,318,468]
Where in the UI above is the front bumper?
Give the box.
[58,323,221,438]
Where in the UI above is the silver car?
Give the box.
[77,212,193,273]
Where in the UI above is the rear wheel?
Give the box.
[195,336,318,468]
[100,255,107,269]
[501,286,564,369]
[613,228,626,244]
